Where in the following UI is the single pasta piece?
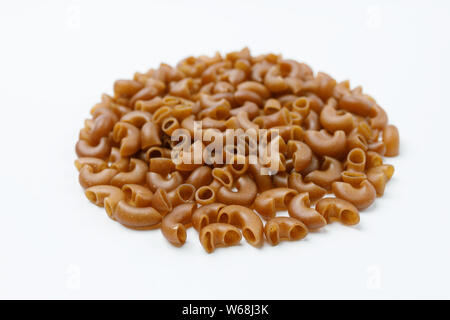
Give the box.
[264,217,308,246]
[287,193,327,229]
[199,223,242,253]
[315,197,360,225]
[331,180,377,210]
[161,203,196,247]
[192,203,226,231]
[217,205,264,247]
[253,188,298,220]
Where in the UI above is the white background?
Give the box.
[0,0,449,299]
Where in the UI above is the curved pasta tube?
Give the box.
[151,188,173,215]
[287,193,327,229]
[292,97,311,120]
[253,188,298,220]
[195,186,216,205]
[319,98,354,133]
[273,172,289,188]
[315,197,360,225]
[84,185,125,219]
[146,171,183,192]
[114,79,144,98]
[264,98,281,114]
[341,171,367,187]
[212,167,234,189]
[367,164,394,196]
[192,203,226,231]
[217,205,264,247]
[345,148,366,172]
[368,141,386,156]
[120,110,152,128]
[346,130,368,152]
[113,200,162,229]
[229,101,260,119]
[161,116,180,136]
[305,156,343,190]
[185,166,213,189]
[149,157,176,175]
[286,140,312,172]
[199,223,242,253]
[167,184,196,207]
[370,105,388,130]
[216,175,257,206]
[338,94,376,117]
[113,122,141,157]
[264,217,308,246]
[161,203,196,247]
[141,121,162,150]
[382,125,399,157]
[145,146,172,161]
[74,157,107,172]
[288,172,327,202]
[75,137,111,159]
[79,165,117,189]
[304,129,346,158]
[304,110,320,130]
[331,180,376,210]
[253,108,291,129]
[110,158,147,187]
[85,113,116,145]
[122,184,153,207]
[236,111,259,131]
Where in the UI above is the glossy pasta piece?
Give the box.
[319,98,354,133]
[304,129,347,158]
[382,125,399,157]
[146,171,183,192]
[110,158,147,187]
[79,165,117,189]
[151,188,173,216]
[217,205,264,247]
[113,122,141,157]
[141,121,162,150]
[304,156,343,190]
[288,172,327,202]
[216,175,257,206]
[253,188,298,220]
[122,184,153,207]
[113,201,162,229]
[161,203,196,247]
[345,148,366,172]
[264,217,308,246]
[331,180,376,210]
[74,157,108,172]
[85,185,125,219]
[192,203,226,231]
[75,137,111,159]
[199,223,242,253]
[167,184,196,207]
[286,140,312,172]
[195,186,216,205]
[315,197,360,225]
[287,193,327,229]
[185,166,213,188]
[367,164,394,196]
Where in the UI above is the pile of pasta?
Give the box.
[75,48,399,253]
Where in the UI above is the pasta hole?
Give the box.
[283,192,296,207]
[218,213,229,224]
[243,228,256,244]
[340,210,359,225]
[269,227,279,245]
[200,217,208,229]
[224,230,240,245]
[179,185,195,201]
[177,226,187,244]
[204,231,214,253]
[198,187,213,200]
[289,225,307,240]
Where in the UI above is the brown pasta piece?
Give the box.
[85,185,125,219]
[161,203,196,247]
[288,172,327,202]
[315,197,360,225]
[304,129,347,158]
[192,203,226,231]
[332,179,377,210]
[216,174,257,206]
[79,165,117,189]
[253,188,298,220]
[288,193,327,229]
[217,205,264,247]
[264,217,308,246]
[199,223,242,253]
[382,125,399,157]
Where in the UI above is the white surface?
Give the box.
[0,0,449,299]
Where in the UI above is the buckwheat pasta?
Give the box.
[75,48,399,252]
